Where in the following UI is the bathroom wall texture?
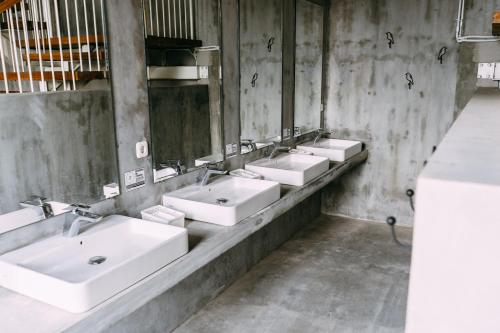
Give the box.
[0,90,118,214]
[322,0,500,226]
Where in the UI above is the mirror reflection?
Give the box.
[294,0,324,137]
[0,0,119,220]
[239,0,283,153]
[143,0,224,182]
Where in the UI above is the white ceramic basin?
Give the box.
[162,176,280,226]
[0,215,188,313]
[297,139,362,162]
[245,153,329,186]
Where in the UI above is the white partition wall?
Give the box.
[406,88,500,333]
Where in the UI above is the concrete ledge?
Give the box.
[108,192,323,333]
[0,150,368,333]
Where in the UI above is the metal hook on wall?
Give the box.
[267,37,275,52]
[405,72,415,90]
[385,32,395,49]
[251,73,259,87]
[406,189,415,212]
[438,46,448,64]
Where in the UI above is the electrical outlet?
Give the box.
[136,141,149,159]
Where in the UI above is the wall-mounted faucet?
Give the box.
[200,166,228,186]
[160,160,184,175]
[241,139,258,152]
[313,128,334,145]
[268,143,291,160]
[20,196,54,219]
[62,204,103,237]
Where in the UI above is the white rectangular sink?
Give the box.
[162,176,280,226]
[297,139,362,162]
[0,215,188,313]
[245,153,329,186]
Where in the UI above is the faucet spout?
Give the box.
[200,167,228,186]
[313,128,334,146]
[63,204,103,237]
[20,196,54,219]
[268,144,291,160]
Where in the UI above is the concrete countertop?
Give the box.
[0,150,367,333]
[419,88,500,186]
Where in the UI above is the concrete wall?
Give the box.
[321,0,500,226]
[196,0,221,46]
[0,90,118,214]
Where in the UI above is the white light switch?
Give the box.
[136,141,149,159]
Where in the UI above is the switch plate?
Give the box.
[283,128,291,141]
[136,141,149,159]
[225,143,238,157]
[477,63,500,80]
[124,168,146,191]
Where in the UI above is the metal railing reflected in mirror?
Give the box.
[0,0,109,94]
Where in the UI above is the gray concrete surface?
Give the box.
[322,0,500,226]
[174,215,412,333]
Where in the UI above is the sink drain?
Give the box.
[88,256,107,265]
[216,198,229,205]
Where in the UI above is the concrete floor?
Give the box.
[173,215,412,333]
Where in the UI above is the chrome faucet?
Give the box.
[268,143,291,160]
[200,166,228,186]
[313,128,334,145]
[241,139,258,152]
[160,159,184,175]
[20,196,54,219]
[63,204,103,237]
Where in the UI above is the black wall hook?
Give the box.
[251,73,259,87]
[405,72,414,90]
[385,32,395,48]
[438,46,448,64]
[267,37,275,52]
[386,216,412,248]
[406,189,415,212]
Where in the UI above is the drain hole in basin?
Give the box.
[216,198,229,205]
[88,256,107,265]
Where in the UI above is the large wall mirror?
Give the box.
[0,0,119,221]
[294,0,324,137]
[239,0,283,153]
[143,0,224,182]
